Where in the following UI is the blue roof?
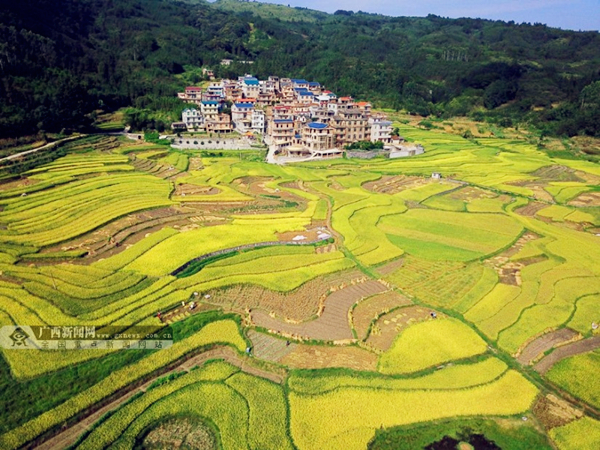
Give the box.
[234,103,254,108]
[308,82,320,86]
[244,78,259,86]
[307,122,327,129]
[291,79,307,84]
[299,92,314,96]
[202,101,218,105]
[274,119,293,124]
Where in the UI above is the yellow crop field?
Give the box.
[546,350,600,409]
[125,221,300,276]
[465,283,521,324]
[568,294,600,334]
[289,356,508,394]
[550,417,600,450]
[3,121,600,450]
[378,318,488,374]
[225,372,295,450]
[289,370,538,450]
[0,320,246,449]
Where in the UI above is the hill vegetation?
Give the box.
[1,0,599,139]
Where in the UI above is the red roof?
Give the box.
[357,102,371,106]
[186,87,202,92]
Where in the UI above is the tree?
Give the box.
[580,81,600,109]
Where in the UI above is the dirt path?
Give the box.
[33,346,282,450]
[534,335,600,374]
[517,328,581,365]
[0,135,87,163]
[251,280,388,341]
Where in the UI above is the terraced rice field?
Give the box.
[1,128,599,450]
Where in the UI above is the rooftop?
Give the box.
[307,122,328,129]
[234,103,254,108]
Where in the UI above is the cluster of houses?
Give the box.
[173,75,424,161]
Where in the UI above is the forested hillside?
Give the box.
[1,0,599,138]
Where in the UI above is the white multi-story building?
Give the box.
[232,102,254,132]
[182,108,204,129]
[252,110,265,133]
[370,117,393,144]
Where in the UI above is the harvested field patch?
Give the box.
[485,231,543,285]
[280,344,378,371]
[276,227,330,242]
[515,201,549,217]
[248,329,297,362]
[48,207,194,262]
[366,305,437,352]
[448,186,497,201]
[175,184,219,196]
[363,175,431,195]
[251,280,387,342]
[517,328,581,365]
[315,243,336,254]
[535,336,600,374]
[568,191,600,207]
[533,394,583,429]
[531,165,584,182]
[375,257,404,276]
[140,416,217,450]
[204,269,364,322]
[352,291,412,340]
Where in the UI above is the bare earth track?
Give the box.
[251,280,388,341]
[517,328,581,365]
[32,346,281,450]
[534,335,600,374]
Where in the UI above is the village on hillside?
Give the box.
[172,75,424,163]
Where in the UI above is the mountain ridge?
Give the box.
[0,0,599,139]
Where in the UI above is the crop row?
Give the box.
[0,320,247,449]
[288,356,507,394]
[289,370,538,450]
[378,318,488,374]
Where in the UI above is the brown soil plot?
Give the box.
[351,291,412,340]
[250,280,388,341]
[280,345,378,372]
[517,328,581,365]
[205,269,365,322]
[366,306,440,352]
